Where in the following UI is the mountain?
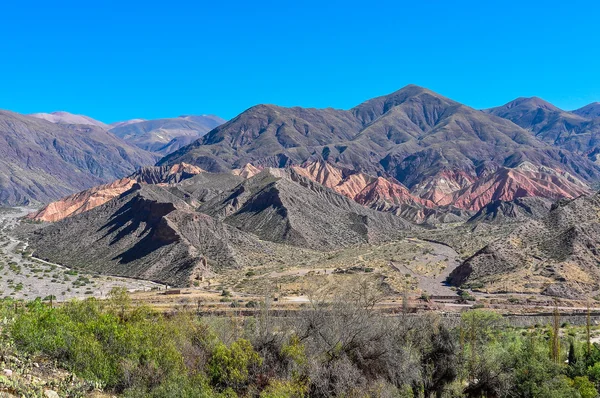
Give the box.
[109,115,226,155]
[27,168,417,285]
[160,85,600,190]
[28,163,205,222]
[29,111,109,129]
[447,162,590,211]
[486,97,600,158]
[466,196,553,224]
[0,111,158,206]
[449,192,600,298]
[573,103,600,119]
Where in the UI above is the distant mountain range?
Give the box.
[0,111,157,206]
[0,111,225,205]
[108,115,225,155]
[6,85,600,210]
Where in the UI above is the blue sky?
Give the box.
[1,0,599,123]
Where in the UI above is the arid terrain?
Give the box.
[0,207,163,301]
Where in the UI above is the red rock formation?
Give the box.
[450,165,590,211]
[29,163,205,222]
[28,178,137,222]
[355,177,435,210]
[292,160,431,209]
[412,170,475,205]
[231,163,262,179]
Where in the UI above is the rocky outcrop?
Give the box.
[130,163,205,184]
[449,192,600,298]
[28,163,204,222]
[467,196,553,224]
[231,163,262,179]
[27,178,137,222]
[448,163,590,211]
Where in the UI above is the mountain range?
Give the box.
[160,85,600,192]
[0,111,225,206]
[10,85,600,298]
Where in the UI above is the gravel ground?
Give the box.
[0,207,165,301]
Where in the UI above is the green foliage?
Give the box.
[208,339,262,390]
[572,376,599,398]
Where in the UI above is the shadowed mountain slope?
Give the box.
[26,169,418,285]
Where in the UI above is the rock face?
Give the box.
[129,163,205,184]
[160,85,600,189]
[0,111,157,206]
[199,168,415,250]
[28,163,205,222]
[448,163,590,211]
[109,115,225,155]
[27,169,419,285]
[231,163,262,179]
[449,192,600,298]
[467,196,554,224]
[27,178,137,222]
[28,184,267,285]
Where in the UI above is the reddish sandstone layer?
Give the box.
[292,161,431,209]
[449,166,590,211]
[29,163,205,222]
[231,163,262,179]
[27,178,137,222]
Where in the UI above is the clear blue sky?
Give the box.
[1,0,599,123]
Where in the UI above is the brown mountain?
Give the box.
[109,115,226,155]
[572,103,600,119]
[486,97,600,158]
[0,110,158,206]
[160,85,600,190]
[449,192,600,298]
[27,168,417,285]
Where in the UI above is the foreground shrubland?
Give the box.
[0,284,600,397]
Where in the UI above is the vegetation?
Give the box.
[1,285,600,397]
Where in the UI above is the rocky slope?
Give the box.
[109,115,225,155]
[27,169,418,285]
[160,85,600,188]
[27,184,268,285]
[28,163,205,222]
[486,97,600,159]
[447,163,590,211]
[449,192,600,298]
[466,196,554,224]
[0,110,158,206]
[199,168,415,250]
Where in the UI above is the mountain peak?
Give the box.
[29,111,108,128]
[493,96,562,112]
[573,102,600,119]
